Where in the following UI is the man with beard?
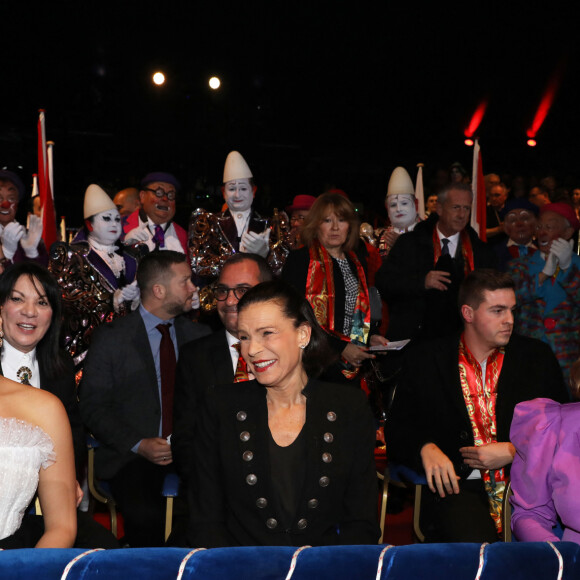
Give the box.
[79,251,210,546]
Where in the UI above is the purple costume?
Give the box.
[510,398,580,544]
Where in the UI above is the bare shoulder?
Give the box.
[0,377,67,432]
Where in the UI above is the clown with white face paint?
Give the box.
[0,170,47,268]
[377,166,419,257]
[49,184,140,369]
[188,150,291,290]
[221,151,270,256]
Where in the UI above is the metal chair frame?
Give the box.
[382,463,427,543]
[86,436,181,542]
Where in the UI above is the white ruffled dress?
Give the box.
[0,417,55,540]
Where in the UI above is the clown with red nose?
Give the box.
[0,170,46,269]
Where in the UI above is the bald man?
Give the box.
[114,187,141,217]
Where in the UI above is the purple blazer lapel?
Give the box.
[86,249,120,291]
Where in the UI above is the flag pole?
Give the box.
[470,138,487,241]
[416,163,426,219]
[47,141,55,200]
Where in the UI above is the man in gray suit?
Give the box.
[80,251,210,546]
[172,253,272,484]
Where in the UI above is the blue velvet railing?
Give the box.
[1,542,579,579]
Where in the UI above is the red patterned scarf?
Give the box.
[458,334,507,534]
[305,240,371,378]
[432,228,475,276]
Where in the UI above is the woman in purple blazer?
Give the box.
[510,395,580,544]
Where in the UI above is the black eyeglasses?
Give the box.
[214,286,251,301]
[143,187,177,201]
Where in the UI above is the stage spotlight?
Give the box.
[527,139,537,147]
[209,76,221,90]
[153,72,165,86]
[464,138,474,146]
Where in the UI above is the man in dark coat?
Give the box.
[80,251,210,546]
[376,183,496,342]
[386,270,568,543]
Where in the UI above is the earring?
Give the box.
[299,343,307,350]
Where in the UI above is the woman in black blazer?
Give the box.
[188,280,380,547]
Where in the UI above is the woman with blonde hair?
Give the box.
[282,193,386,384]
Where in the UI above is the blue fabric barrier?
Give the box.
[1,542,579,579]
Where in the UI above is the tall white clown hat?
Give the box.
[84,184,116,219]
[223,151,253,183]
[386,166,415,199]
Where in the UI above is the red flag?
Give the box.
[37,110,58,249]
[470,139,487,241]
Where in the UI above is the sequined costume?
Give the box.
[48,232,140,369]
[188,207,290,284]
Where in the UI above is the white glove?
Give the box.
[125,226,151,245]
[113,281,141,312]
[191,288,200,310]
[20,215,43,258]
[240,229,270,257]
[549,238,574,271]
[1,222,25,261]
[542,251,558,277]
[120,280,140,302]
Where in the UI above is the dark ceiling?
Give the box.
[1,1,579,225]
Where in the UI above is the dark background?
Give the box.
[1,1,579,228]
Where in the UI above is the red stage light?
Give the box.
[464,100,488,138]
[527,139,537,147]
[527,64,564,138]
[464,138,474,146]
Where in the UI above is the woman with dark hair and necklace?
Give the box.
[188,279,379,547]
[0,262,81,454]
[0,261,77,548]
[0,261,117,549]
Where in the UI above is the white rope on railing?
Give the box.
[473,542,489,580]
[375,544,395,580]
[547,541,564,580]
[176,548,207,580]
[60,548,104,580]
[284,545,312,580]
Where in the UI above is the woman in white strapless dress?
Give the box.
[0,355,76,547]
